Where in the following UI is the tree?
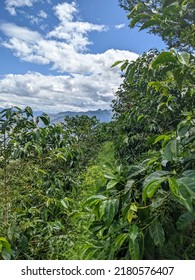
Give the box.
[119,0,195,51]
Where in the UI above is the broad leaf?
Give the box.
[176,211,195,230]
[142,178,164,202]
[24,106,33,117]
[111,60,123,68]
[106,179,118,190]
[129,239,139,260]
[177,52,190,66]
[149,220,165,247]
[129,224,139,242]
[115,233,128,250]
[40,113,50,126]
[140,19,160,31]
[152,51,177,68]
[168,177,179,196]
[60,198,69,210]
[1,249,11,260]
[84,195,106,207]
[126,64,136,83]
[130,13,151,28]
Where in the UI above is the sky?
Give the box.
[0,0,166,113]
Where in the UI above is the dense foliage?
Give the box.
[119,0,195,51]
[84,0,195,259]
[0,107,112,259]
[0,0,194,260]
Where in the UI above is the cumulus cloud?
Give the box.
[48,2,108,52]
[0,71,125,112]
[0,26,137,73]
[54,1,77,23]
[5,0,37,16]
[0,20,137,73]
[0,1,139,112]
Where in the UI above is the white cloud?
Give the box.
[22,10,48,25]
[115,24,125,30]
[0,71,124,112]
[48,2,108,52]
[0,26,137,73]
[5,0,37,16]
[0,48,138,113]
[54,1,77,23]
[0,23,41,43]
[48,21,108,52]
[0,1,139,112]
[38,10,48,19]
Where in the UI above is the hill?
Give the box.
[49,109,112,123]
[0,108,113,123]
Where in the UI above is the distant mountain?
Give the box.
[0,107,113,123]
[49,109,113,123]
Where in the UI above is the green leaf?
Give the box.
[168,177,179,196]
[0,237,11,253]
[60,198,69,210]
[115,233,128,250]
[84,195,106,207]
[1,249,11,260]
[178,179,195,199]
[182,170,195,180]
[130,203,137,212]
[106,179,118,190]
[120,60,129,71]
[176,211,195,230]
[129,239,139,260]
[126,64,136,83]
[153,134,171,145]
[33,144,42,156]
[124,180,134,194]
[104,172,116,180]
[149,220,165,247]
[127,164,147,179]
[24,106,33,117]
[139,19,160,31]
[163,141,173,162]
[99,200,107,219]
[40,113,50,126]
[127,210,136,223]
[143,178,164,202]
[168,177,193,212]
[148,81,163,92]
[162,0,177,8]
[128,3,145,18]
[170,138,177,154]
[177,52,191,66]
[0,237,8,242]
[100,199,117,223]
[130,13,151,28]
[129,224,139,242]
[152,51,177,68]
[111,60,123,68]
[178,124,190,136]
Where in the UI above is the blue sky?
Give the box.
[0,0,166,113]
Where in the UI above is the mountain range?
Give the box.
[0,108,113,123]
[49,109,113,123]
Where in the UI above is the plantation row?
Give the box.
[0,0,195,259]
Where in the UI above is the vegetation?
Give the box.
[0,0,194,260]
